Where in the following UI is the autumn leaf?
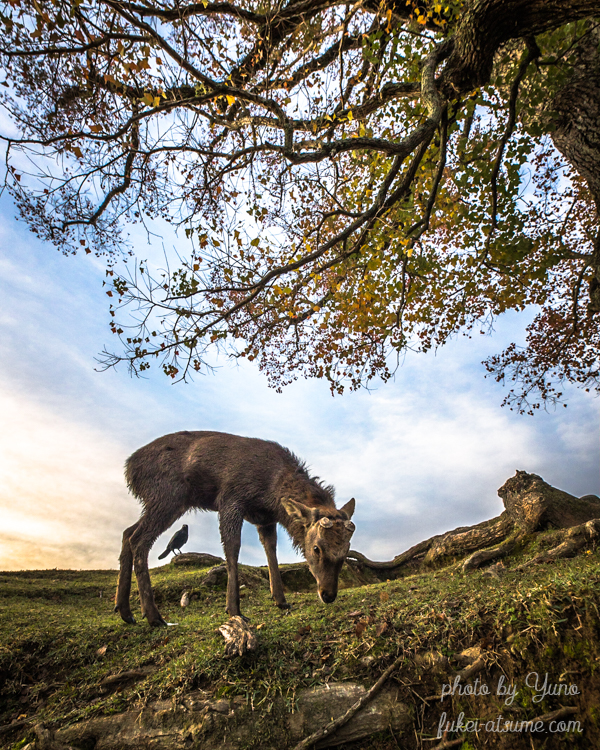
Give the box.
[293,624,312,641]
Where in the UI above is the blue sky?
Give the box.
[0,193,598,572]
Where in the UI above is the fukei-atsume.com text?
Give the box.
[437,712,582,738]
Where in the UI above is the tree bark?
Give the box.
[552,26,600,211]
[424,513,514,564]
[442,0,600,95]
[551,25,600,314]
[498,470,600,532]
[517,517,600,568]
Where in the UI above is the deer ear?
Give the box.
[339,498,356,520]
[281,498,316,525]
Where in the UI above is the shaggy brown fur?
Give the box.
[115,431,356,626]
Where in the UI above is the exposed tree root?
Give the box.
[291,652,405,750]
[349,472,600,578]
[425,513,514,565]
[517,518,600,569]
[462,533,522,571]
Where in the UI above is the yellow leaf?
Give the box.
[226,94,235,106]
[72,146,83,158]
[386,8,392,31]
[347,110,353,122]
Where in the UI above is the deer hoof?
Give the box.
[276,602,292,610]
[115,606,137,625]
[149,616,168,627]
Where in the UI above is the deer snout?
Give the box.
[319,590,337,604]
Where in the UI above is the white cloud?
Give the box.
[0,375,135,570]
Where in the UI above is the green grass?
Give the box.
[2,548,600,748]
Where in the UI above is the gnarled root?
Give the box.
[517,518,600,570]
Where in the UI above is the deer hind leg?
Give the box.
[130,508,185,627]
[257,523,288,609]
[115,520,140,624]
[219,506,245,619]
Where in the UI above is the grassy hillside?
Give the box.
[1,541,600,749]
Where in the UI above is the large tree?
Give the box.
[1,0,598,411]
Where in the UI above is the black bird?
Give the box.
[158,524,189,559]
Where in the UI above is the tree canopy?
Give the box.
[1,0,599,412]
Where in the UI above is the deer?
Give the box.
[115,430,356,626]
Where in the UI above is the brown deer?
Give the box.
[115,431,356,626]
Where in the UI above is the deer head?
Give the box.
[282,497,356,603]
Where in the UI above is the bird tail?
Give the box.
[158,549,170,560]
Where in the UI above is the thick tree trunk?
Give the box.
[442,0,600,95]
[552,27,600,211]
[551,26,600,313]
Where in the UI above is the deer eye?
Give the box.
[313,545,320,555]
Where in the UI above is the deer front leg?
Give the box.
[257,523,289,609]
[115,521,139,624]
[219,508,246,619]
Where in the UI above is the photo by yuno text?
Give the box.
[437,672,582,739]
[440,672,580,707]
